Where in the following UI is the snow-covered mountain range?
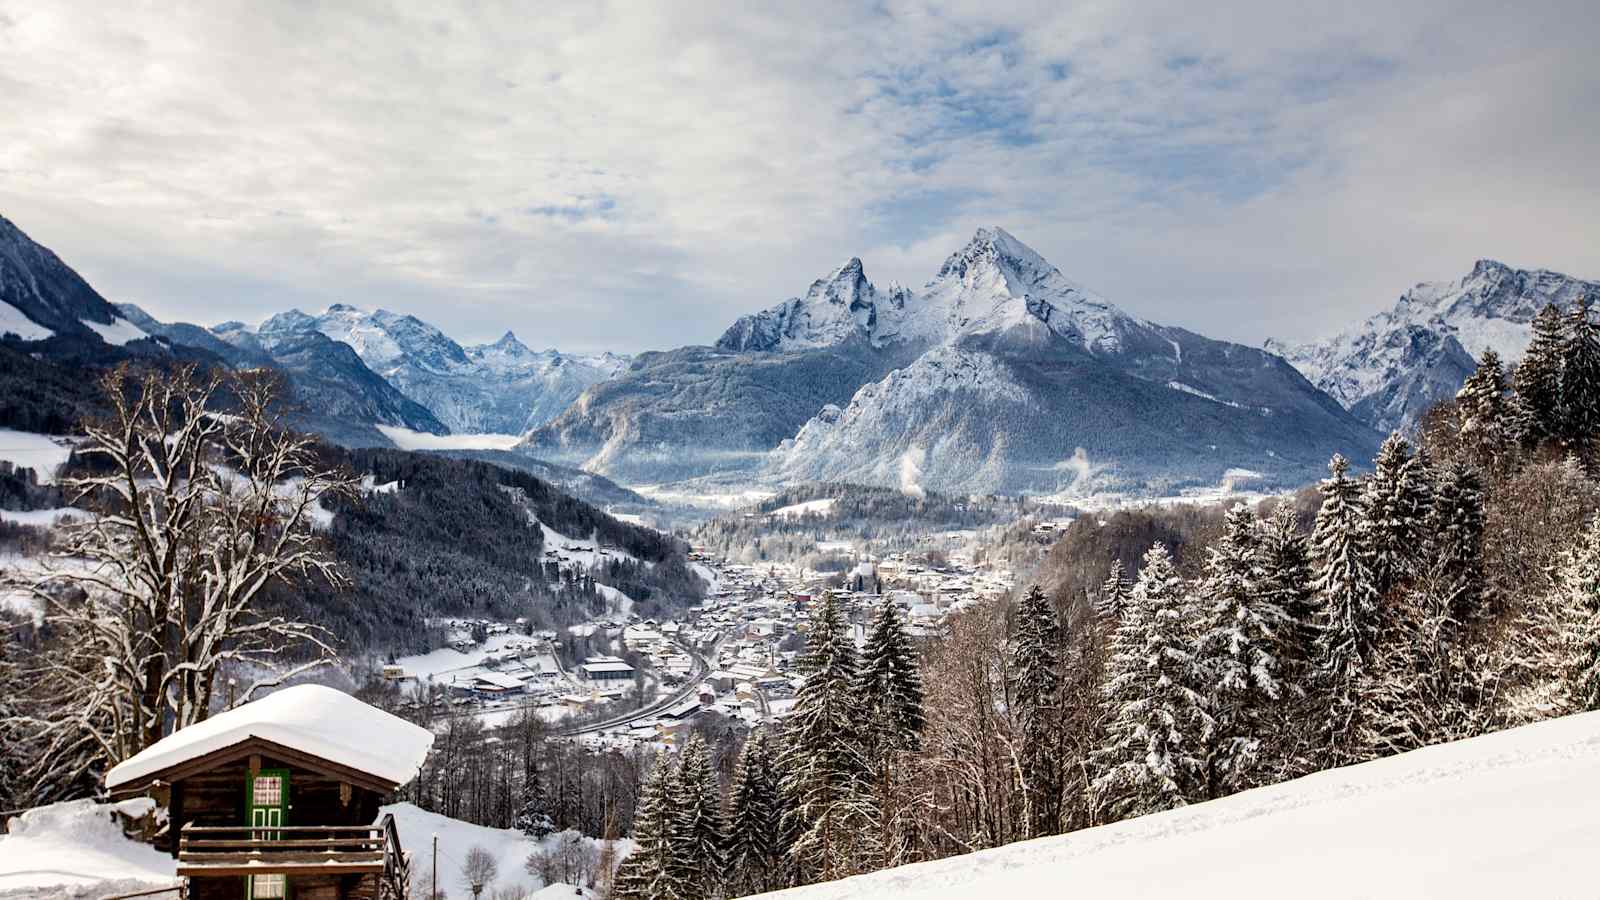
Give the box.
[530,227,1382,495]
[238,304,630,434]
[1268,260,1599,432]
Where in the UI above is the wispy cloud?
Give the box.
[0,0,1594,352]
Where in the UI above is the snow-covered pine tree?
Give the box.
[1427,460,1487,624]
[1258,503,1317,672]
[1096,560,1130,634]
[1092,543,1211,820]
[673,733,727,899]
[1363,435,1433,596]
[857,598,926,756]
[1456,350,1514,473]
[1011,584,1064,837]
[726,729,785,895]
[1310,454,1380,767]
[855,597,927,867]
[613,753,688,900]
[1549,515,1600,713]
[1563,296,1600,445]
[781,592,877,883]
[1253,502,1320,778]
[1513,302,1567,446]
[1195,504,1286,797]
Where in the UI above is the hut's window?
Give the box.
[250,874,286,899]
[252,774,284,806]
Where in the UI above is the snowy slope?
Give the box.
[753,711,1600,900]
[0,300,53,341]
[1269,260,1599,432]
[384,802,623,897]
[0,215,143,343]
[0,799,177,896]
[0,429,74,482]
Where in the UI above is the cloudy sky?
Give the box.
[1,1,1595,354]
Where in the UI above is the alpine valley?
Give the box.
[6,210,1595,502]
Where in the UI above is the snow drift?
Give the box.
[753,711,1600,899]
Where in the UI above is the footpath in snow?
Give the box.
[755,711,1600,900]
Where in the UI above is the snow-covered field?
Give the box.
[0,302,53,341]
[0,508,84,528]
[385,802,623,897]
[0,799,176,897]
[755,711,1600,899]
[766,498,839,519]
[0,429,74,482]
[376,425,522,451]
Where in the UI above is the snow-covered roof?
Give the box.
[105,684,434,790]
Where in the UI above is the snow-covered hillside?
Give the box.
[753,711,1600,900]
[1269,259,1599,432]
[0,215,148,345]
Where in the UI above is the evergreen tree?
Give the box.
[1563,297,1600,445]
[1258,503,1317,674]
[613,754,688,900]
[1513,303,1567,446]
[1456,350,1513,472]
[1092,543,1211,819]
[1551,516,1600,713]
[1310,454,1380,767]
[856,599,926,756]
[726,729,785,895]
[1195,504,1286,796]
[1011,585,1063,837]
[1363,435,1433,595]
[855,598,927,867]
[1096,560,1130,633]
[781,592,877,883]
[1427,461,1487,624]
[673,733,727,899]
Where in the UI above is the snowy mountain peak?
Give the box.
[922,227,1133,353]
[1272,259,1600,432]
[715,257,917,353]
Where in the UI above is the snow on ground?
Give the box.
[0,508,84,528]
[384,802,623,897]
[767,498,838,519]
[0,302,53,341]
[392,633,534,681]
[690,562,720,590]
[0,430,74,482]
[754,711,1600,900]
[82,317,146,346]
[0,799,176,898]
[634,483,776,510]
[377,426,522,451]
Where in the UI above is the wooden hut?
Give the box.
[106,685,434,900]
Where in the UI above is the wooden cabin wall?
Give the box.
[171,753,388,859]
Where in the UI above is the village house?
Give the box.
[104,684,434,900]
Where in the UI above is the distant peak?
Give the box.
[326,302,359,313]
[939,225,1056,283]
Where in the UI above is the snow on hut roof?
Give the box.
[105,684,434,789]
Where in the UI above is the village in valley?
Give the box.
[384,539,1021,750]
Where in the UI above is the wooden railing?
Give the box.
[177,818,402,877]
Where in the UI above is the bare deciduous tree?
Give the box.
[3,364,356,797]
[461,845,500,894]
